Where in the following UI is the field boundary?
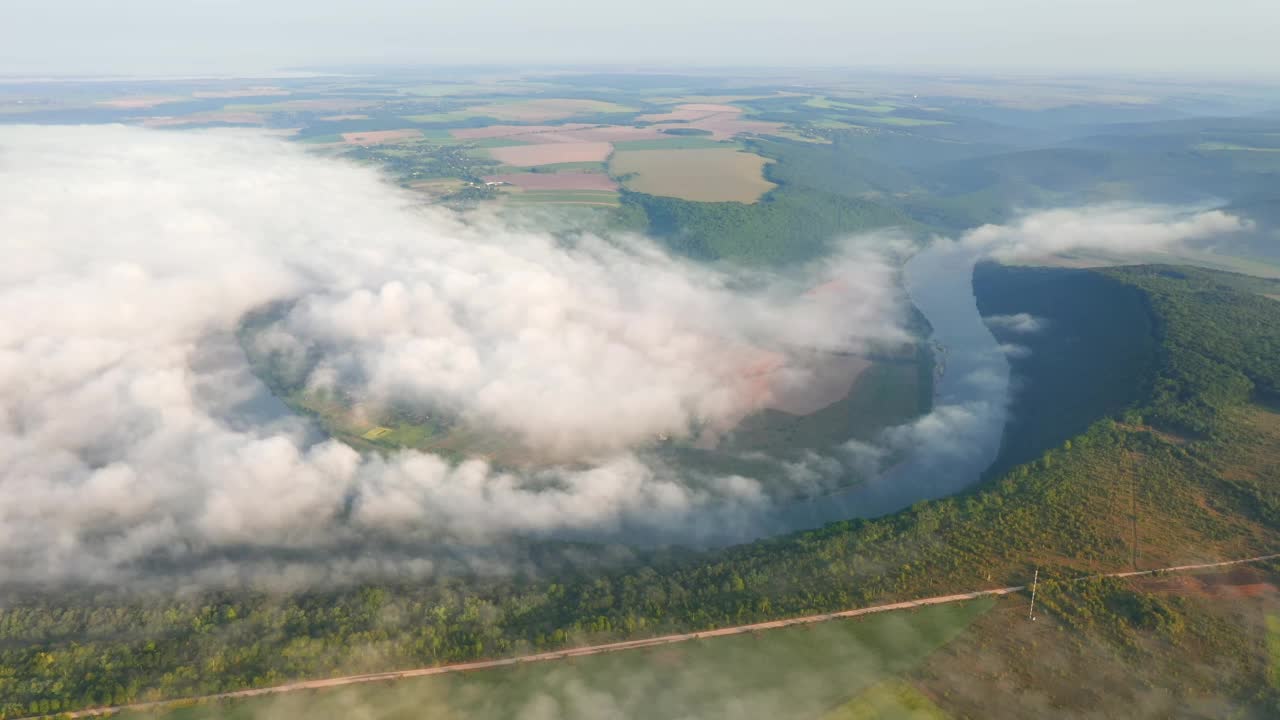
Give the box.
[22,552,1280,719]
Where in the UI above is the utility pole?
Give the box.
[1028,568,1039,621]
[1132,473,1140,570]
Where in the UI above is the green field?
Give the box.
[503,189,621,206]
[820,680,948,720]
[119,601,993,720]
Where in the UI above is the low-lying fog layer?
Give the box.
[0,126,1247,586]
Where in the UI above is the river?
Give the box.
[659,241,1012,546]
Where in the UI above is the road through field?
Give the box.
[31,552,1280,719]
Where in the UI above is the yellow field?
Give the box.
[609,148,776,202]
[361,426,393,440]
[821,680,948,719]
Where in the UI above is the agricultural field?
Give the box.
[610,148,776,202]
[803,97,898,113]
[639,103,788,140]
[501,188,622,207]
[116,600,995,720]
[489,141,614,166]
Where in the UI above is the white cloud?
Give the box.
[0,125,909,583]
[2,125,1248,586]
[984,312,1045,334]
[962,205,1250,262]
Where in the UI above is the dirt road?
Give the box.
[29,552,1280,719]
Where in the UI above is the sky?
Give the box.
[2,0,1278,77]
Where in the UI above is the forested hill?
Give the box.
[5,264,1280,718]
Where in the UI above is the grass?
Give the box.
[120,600,993,720]
[911,571,1280,718]
[610,148,776,203]
[820,680,948,720]
[360,426,393,441]
[503,189,621,206]
[1269,614,1280,688]
[491,161,610,174]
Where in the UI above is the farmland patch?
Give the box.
[502,189,621,206]
[610,148,776,202]
[490,142,613,166]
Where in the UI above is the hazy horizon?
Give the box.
[3,0,1279,79]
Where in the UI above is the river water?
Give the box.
[675,241,1012,546]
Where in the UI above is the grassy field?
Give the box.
[610,148,776,202]
[118,600,993,720]
[490,161,610,174]
[1268,614,1280,688]
[820,680,947,720]
[502,188,621,206]
[911,566,1280,718]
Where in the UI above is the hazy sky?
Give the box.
[2,0,1277,77]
